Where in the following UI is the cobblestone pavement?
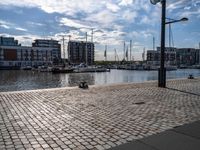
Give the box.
[1,78,200,150]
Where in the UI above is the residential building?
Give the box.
[146,47,200,67]
[68,41,94,65]
[176,48,199,66]
[0,37,61,69]
[0,37,20,46]
[147,47,176,66]
[32,39,61,63]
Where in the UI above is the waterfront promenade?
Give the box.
[0,78,200,150]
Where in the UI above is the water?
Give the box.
[0,69,200,92]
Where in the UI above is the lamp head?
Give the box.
[150,0,161,5]
[180,17,189,22]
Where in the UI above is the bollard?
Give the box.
[188,74,194,79]
[79,81,88,89]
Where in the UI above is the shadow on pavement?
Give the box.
[166,87,200,97]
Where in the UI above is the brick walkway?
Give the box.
[0,78,200,150]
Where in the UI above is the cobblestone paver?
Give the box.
[1,78,200,150]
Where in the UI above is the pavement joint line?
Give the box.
[166,87,200,97]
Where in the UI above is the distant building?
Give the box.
[0,37,20,46]
[32,39,61,63]
[176,48,200,66]
[0,37,61,69]
[147,47,176,66]
[68,41,94,65]
[146,47,200,66]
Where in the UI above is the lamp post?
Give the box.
[150,0,188,88]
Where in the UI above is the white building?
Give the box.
[0,37,61,69]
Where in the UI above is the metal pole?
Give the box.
[85,32,88,65]
[158,0,166,87]
[91,29,93,42]
[130,40,132,61]
[62,36,65,59]
[115,49,116,62]
[199,42,200,65]
[124,41,126,60]
[153,36,155,51]
[68,35,71,63]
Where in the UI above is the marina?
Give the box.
[0,69,200,92]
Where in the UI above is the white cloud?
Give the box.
[85,10,117,27]
[27,21,45,26]
[0,24,10,29]
[0,0,199,60]
[15,27,27,31]
[0,20,13,29]
[180,8,200,18]
[60,18,91,29]
[0,0,104,15]
[119,0,133,6]
[106,2,120,12]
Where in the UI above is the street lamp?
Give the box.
[150,0,188,88]
[165,17,188,24]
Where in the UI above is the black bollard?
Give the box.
[188,74,194,79]
[79,81,88,89]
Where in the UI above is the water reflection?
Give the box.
[0,69,200,92]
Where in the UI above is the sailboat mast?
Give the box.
[153,36,155,51]
[85,32,88,65]
[130,40,132,61]
[123,41,126,60]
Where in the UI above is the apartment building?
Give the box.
[0,37,61,69]
[68,41,94,65]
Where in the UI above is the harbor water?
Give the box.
[0,69,200,92]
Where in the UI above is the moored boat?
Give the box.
[52,67,74,73]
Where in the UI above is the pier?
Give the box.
[1,78,200,149]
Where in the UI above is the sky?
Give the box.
[0,0,200,60]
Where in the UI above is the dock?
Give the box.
[0,78,200,149]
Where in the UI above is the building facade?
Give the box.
[68,41,94,65]
[0,37,61,69]
[176,48,200,66]
[147,47,177,66]
[147,47,200,67]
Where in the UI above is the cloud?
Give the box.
[180,8,200,18]
[106,2,120,12]
[0,0,200,60]
[0,20,13,29]
[122,10,138,21]
[15,27,27,31]
[27,21,45,26]
[85,10,117,27]
[119,0,133,6]
[60,18,91,29]
[0,24,10,29]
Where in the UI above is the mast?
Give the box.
[130,40,132,61]
[114,49,116,62]
[123,41,126,60]
[142,47,145,61]
[104,45,107,61]
[85,32,88,65]
[126,46,128,61]
[199,42,200,65]
[62,36,65,59]
[153,36,155,51]
[68,35,71,63]
[91,29,94,42]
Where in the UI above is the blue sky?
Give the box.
[0,0,199,60]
